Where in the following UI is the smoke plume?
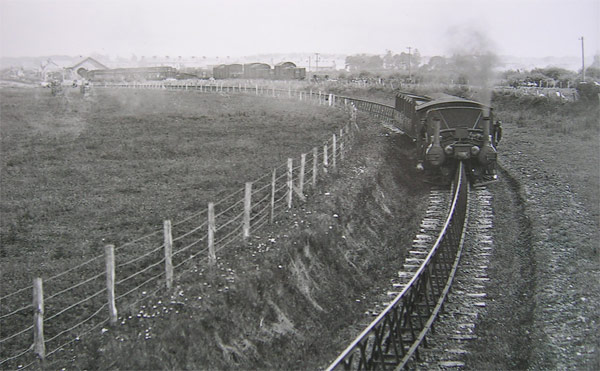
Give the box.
[445,25,500,105]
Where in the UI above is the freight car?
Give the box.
[395,92,501,184]
[86,66,177,82]
[212,62,306,80]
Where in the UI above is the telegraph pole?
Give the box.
[579,36,585,81]
[315,53,320,72]
[407,47,412,82]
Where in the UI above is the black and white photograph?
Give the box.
[1,0,598,369]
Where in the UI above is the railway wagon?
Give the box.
[213,64,243,79]
[243,63,272,79]
[274,62,306,80]
[395,92,501,183]
[86,66,177,82]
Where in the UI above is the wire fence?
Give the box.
[0,82,392,369]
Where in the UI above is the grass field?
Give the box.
[0,85,431,369]
[0,86,350,290]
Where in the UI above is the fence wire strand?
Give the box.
[1,86,360,366]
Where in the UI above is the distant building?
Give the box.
[65,57,109,80]
[40,59,64,82]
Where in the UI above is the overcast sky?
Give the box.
[1,0,598,59]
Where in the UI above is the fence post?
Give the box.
[312,147,318,186]
[243,182,252,242]
[163,221,173,289]
[208,203,216,265]
[287,158,293,209]
[323,144,328,174]
[340,128,345,161]
[351,106,359,130]
[33,278,45,361]
[270,168,276,223]
[332,134,337,169]
[104,245,118,325]
[298,153,306,198]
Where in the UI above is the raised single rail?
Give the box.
[327,162,469,370]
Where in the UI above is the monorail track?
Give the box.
[407,186,494,370]
[325,96,496,370]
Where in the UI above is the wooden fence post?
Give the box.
[312,147,318,186]
[287,158,293,209]
[243,182,252,242]
[298,153,306,198]
[323,144,328,174]
[270,168,276,223]
[163,221,173,289]
[340,128,345,161]
[104,245,118,324]
[33,278,45,361]
[208,203,216,265]
[332,134,337,169]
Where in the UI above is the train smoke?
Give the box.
[444,25,500,106]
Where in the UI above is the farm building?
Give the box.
[40,59,64,82]
[65,57,109,80]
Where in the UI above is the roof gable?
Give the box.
[70,57,109,70]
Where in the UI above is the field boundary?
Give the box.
[0,83,384,369]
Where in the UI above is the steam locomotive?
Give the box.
[395,92,502,184]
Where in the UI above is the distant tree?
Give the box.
[383,50,394,69]
[585,65,600,80]
[532,67,572,82]
[345,54,383,72]
[501,69,526,87]
[591,55,600,68]
[411,49,422,68]
[424,56,447,71]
